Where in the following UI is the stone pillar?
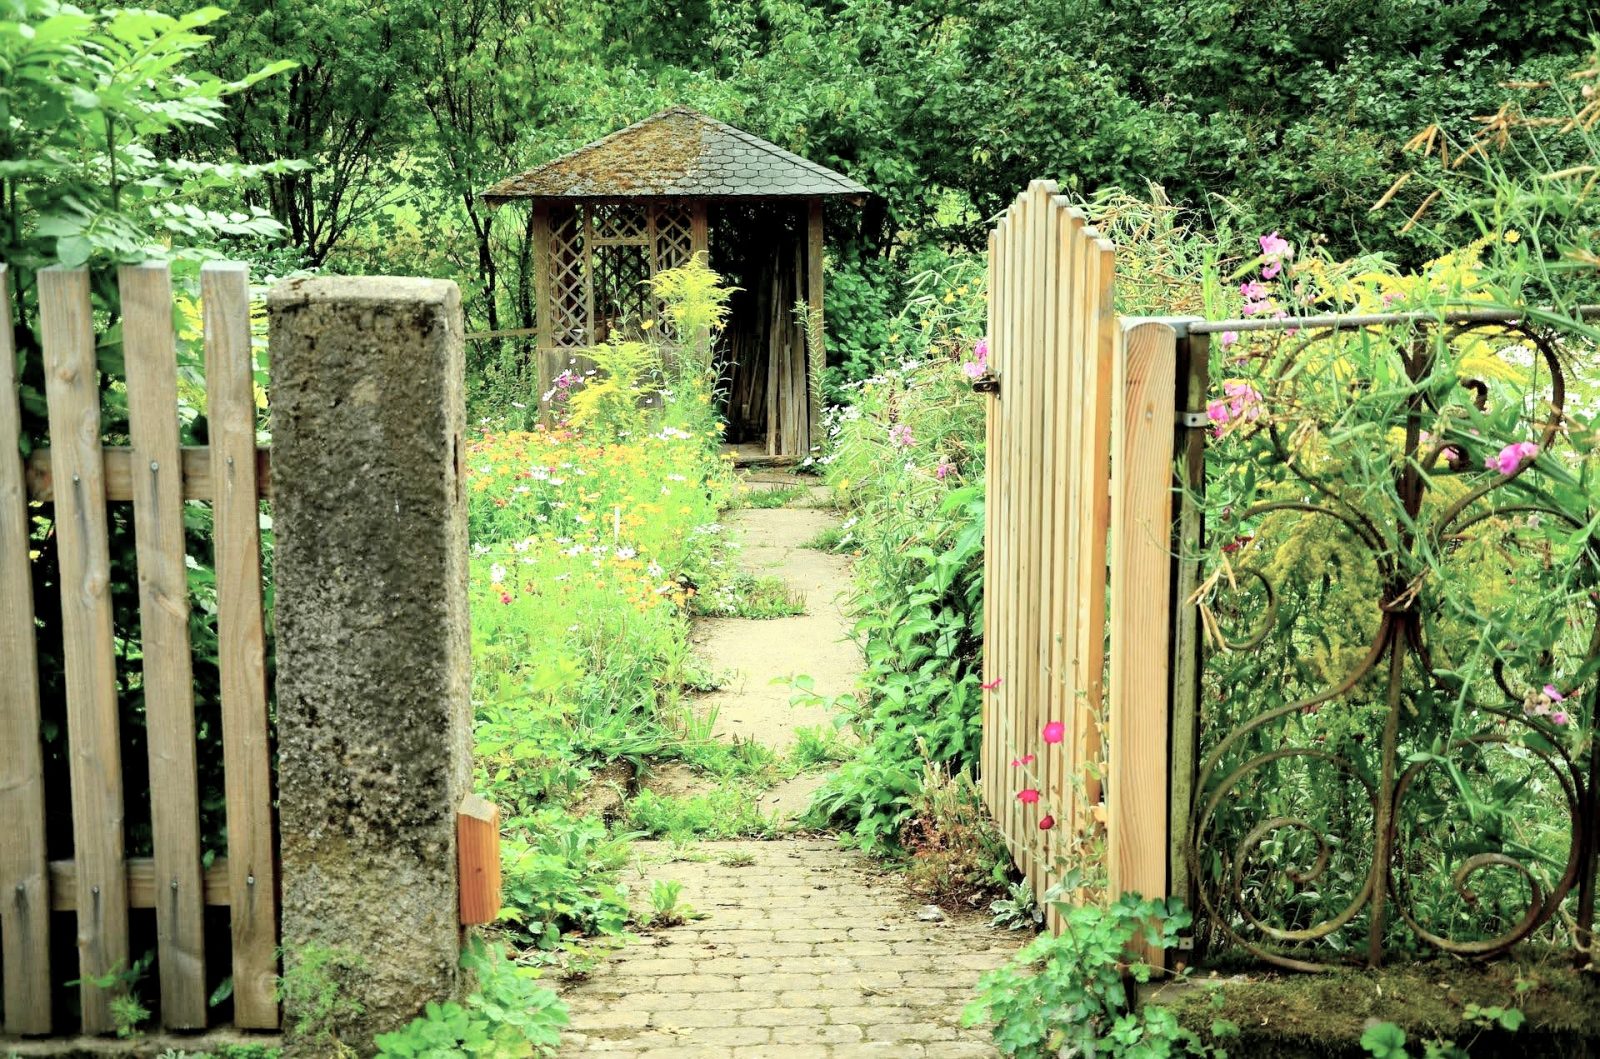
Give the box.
[267,277,470,1054]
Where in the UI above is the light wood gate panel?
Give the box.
[981,182,1180,930]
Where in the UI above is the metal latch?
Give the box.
[971,370,1001,395]
[1177,410,1210,429]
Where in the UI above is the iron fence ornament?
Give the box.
[1185,312,1599,971]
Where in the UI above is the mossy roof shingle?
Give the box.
[480,106,870,204]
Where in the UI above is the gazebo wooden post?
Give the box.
[530,204,554,413]
[805,198,825,455]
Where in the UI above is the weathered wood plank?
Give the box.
[49,858,234,911]
[26,444,272,502]
[0,264,53,1035]
[1076,237,1116,813]
[40,266,128,1035]
[982,227,999,817]
[202,262,279,1030]
[121,262,208,1029]
[1109,319,1178,966]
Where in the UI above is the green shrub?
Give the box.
[373,939,566,1058]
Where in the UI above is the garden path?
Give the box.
[558,474,1021,1057]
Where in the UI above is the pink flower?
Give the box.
[981,677,1002,691]
[1010,754,1035,767]
[935,459,953,480]
[1544,684,1565,702]
[1220,330,1239,348]
[1016,788,1040,804]
[1042,720,1065,744]
[1552,711,1570,726]
[1208,381,1264,434]
[1260,232,1291,278]
[499,592,513,605]
[1038,815,1055,830]
[963,339,990,379]
[1485,441,1538,475]
[1240,281,1268,302]
[888,423,915,449]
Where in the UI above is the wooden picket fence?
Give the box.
[0,263,279,1036]
[980,181,1196,953]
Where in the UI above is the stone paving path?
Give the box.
[558,476,1021,1056]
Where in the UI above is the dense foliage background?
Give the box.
[122,0,1598,377]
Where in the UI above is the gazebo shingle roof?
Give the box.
[481,106,870,205]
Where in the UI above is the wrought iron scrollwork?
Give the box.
[1186,315,1599,970]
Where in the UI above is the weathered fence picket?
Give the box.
[0,262,279,1036]
[0,265,52,1036]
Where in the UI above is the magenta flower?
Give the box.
[1042,720,1065,744]
[1016,788,1040,804]
[1485,441,1538,475]
[1544,684,1565,702]
[935,459,953,480]
[888,423,915,449]
[975,338,989,360]
[1038,815,1055,831]
[962,360,985,380]
[1010,753,1035,767]
[1240,281,1268,302]
[1208,381,1264,436]
[1220,330,1239,348]
[1552,711,1570,726]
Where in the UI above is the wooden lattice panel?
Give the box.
[548,206,587,347]
[593,242,651,340]
[653,203,695,273]
[592,203,647,244]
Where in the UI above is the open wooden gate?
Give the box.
[979,181,1200,939]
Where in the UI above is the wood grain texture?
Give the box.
[40,266,128,1035]
[0,264,53,1035]
[49,858,234,911]
[981,228,999,817]
[457,796,503,926]
[806,198,825,458]
[26,445,272,502]
[1109,319,1178,968]
[121,262,208,1029]
[201,262,279,1030]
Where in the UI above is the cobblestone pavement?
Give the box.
[559,840,1022,1057]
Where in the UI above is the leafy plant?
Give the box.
[373,939,566,1058]
[498,812,632,952]
[963,892,1221,1059]
[277,944,366,1056]
[641,879,694,928]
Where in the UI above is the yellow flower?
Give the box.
[642,319,656,330]
[1504,230,1520,244]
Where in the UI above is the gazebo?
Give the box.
[482,106,870,459]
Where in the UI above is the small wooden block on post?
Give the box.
[457,795,502,926]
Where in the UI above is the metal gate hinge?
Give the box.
[1177,410,1209,429]
[972,371,1001,396]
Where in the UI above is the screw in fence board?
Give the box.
[40,266,130,1035]
[202,262,279,1030]
[122,262,209,1029]
[0,265,52,1036]
[1167,324,1208,959]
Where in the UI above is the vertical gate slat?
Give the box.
[1014,187,1037,878]
[1109,319,1177,957]
[202,263,279,1030]
[990,213,1011,837]
[1003,194,1025,870]
[982,227,1000,816]
[1042,201,1073,910]
[122,263,209,1028]
[1060,212,1089,848]
[40,266,129,1035]
[0,264,53,1035]
[1033,193,1061,894]
[1076,237,1116,813]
